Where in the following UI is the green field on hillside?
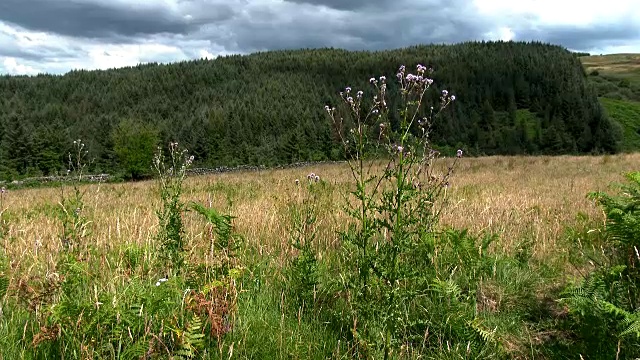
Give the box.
[581,53,640,81]
[580,54,640,151]
[600,97,640,151]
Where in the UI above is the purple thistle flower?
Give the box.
[457,149,463,158]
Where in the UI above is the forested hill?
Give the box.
[0,41,622,179]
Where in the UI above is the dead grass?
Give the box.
[2,154,639,280]
[581,53,640,77]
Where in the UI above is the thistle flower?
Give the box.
[370,77,377,84]
[451,95,456,101]
[457,149,463,158]
[314,175,320,182]
[379,75,386,82]
[345,87,351,93]
[295,179,300,185]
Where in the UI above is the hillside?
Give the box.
[579,53,640,152]
[599,97,640,151]
[581,54,640,101]
[0,41,622,180]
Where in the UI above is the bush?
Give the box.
[560,172,640,358]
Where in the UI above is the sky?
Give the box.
[0,0,639,75]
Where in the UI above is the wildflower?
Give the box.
[314,175,320,182]
[356,90,363,98]
[345,86,351,93]
[295,179,300,185]
[347,96,354,104]
[0,187,5,194]
[442,89,448,96]
[457,149,463,158]
[451,95,456,101]
[379,75,386,82]
[370,77,377,84]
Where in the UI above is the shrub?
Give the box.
[320,65,502,358]
[560,171,640,358]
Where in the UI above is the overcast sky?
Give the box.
[1,0,639,75]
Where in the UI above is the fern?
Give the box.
[172,315,205,359]
[0,253,8,300]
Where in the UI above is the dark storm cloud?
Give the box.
[214,0,490,54]
[1,0,639,75]
[0,0,235,39]
[283,0,391,11]
[514,20,640,51]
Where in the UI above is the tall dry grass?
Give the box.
[2,153,639,280]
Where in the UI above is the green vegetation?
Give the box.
[0,60,639,358]
[599,98,640,151]
[0,41,623,180]
[579,53,640,152]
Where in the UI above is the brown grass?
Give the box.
[581,53,640,77]
[2,153,639,281]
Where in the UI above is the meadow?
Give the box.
[1,152,639,359]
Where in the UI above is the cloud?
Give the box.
[2,57,39,75]
[0,0,639,75]
[0,0,236,39]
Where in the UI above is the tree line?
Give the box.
[0,41,622,180]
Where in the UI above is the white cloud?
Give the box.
[484,26,515,41]
[0,0,639,75]
[2,57,39,75]
[473,0,640,27]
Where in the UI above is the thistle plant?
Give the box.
[153,142,194,276]
[325,64,459,358]
[285,179,323,312]
[0,187,8,241]
[59,139,92,252]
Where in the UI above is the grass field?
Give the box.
[1,153,639,358]
[581,53,640,81]
[600,97,640,151]
[2,154,637,266]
